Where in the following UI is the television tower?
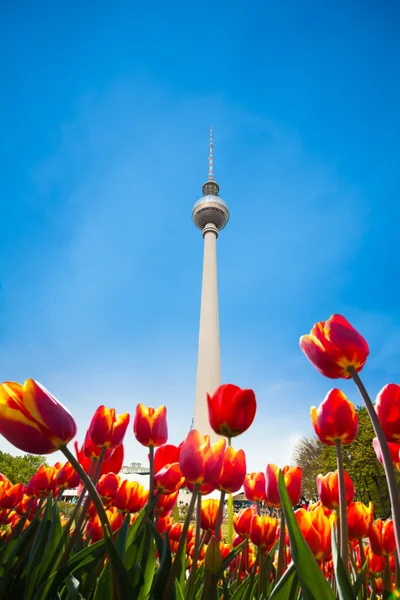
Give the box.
[192,128,230,441]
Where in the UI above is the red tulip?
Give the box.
[375,384,400,443]
[217,447,247,494]
[74,440,124,477]
[200,499,220,531]
[156,514,173,535]
[87,507,123,543]
[250,514,278,549]
[169,522,194,543]
[311,389,358,445]
[300,314,369,379]
[207,384,257,438]
[317,469,354,509]
[96,473,120,504]
[154,444,181,473]
[88,405,130,449]
[369,519,396,557]
[179,430,225,486]
[366,546,386,573]
[114,479,148,513]
[133,404,168,447]
[265,464,302,508]
[244,472,266,503]
[26,464,59,497]
[233,506,257,538]
[56,461,80,489]
[154,463,185,494]
[155,490,179,516]
[0,379,77,454]
[347,501,374,540]
[0,482,24,509]
[372,437,400,471]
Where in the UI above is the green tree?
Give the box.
[0,451,47,484]
[293,406,399,518]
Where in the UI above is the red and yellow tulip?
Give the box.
[300,314,369,379]
[207,384,256,438]
[311,389,358,445]
[250,514,278,549]
[154,463,185,494]
[244,472,266,503]
[133,404,168,447]
[179,429,225,486]
[369,518,396,557]
[317,469,354,509]
[217,446,247,494]
[265,464,302,508]
[88,405,130,449]
[347,501,374,540]
[0,379,77,454]
[114,479,148,513]
[375,384,400,443]
[200,499,219,531]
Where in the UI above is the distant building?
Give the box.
[121,462,150,475]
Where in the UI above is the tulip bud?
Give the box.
[311,389,358,445]
[207,384,256,438]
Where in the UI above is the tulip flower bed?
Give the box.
[0,314,399,599]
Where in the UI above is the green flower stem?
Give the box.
[276,509,286,581]
[63,458,97,539]
[162,483,199,600]
[358,538,367,600]
[335,439,349,574]
[383,556,391,592]
[61,445,112,547]
[148,445,155,520]
[395,551,400,590]
[214,490,226,541]
[227,436,233,546]
[349,366,400,559]
[186,495,202,595]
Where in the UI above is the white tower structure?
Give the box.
[192,128,230,441]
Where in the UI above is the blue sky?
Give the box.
[1,1,400,470]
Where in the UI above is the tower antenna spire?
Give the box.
[208,126,214,181]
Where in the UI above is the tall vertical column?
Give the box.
[194,222,221,441]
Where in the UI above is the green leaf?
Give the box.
[138,535,155,600]
[175,579,185,600]
[353,560,369,597]
[36,501,65,589]
[218,540,246,575]
[66,574,83,600]
[115,514,131,564]
[269,563,299,599]
[151,531,173,600]
[278,470,336,600]
[230,577,252,600]
[104,532,136,599]
[331,527,356,600]
[93,562,112,600]
[25,495,54,600]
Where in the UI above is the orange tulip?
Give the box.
[233,506,257,538]
[87,507,123,543]
[96,473,120,504]
[317,469,354,509]
[155,490,179,516]
[244,472,266,503]
[88,405,130,449]
[295,506,333,560]
[156,514,173,535]
[366,546,386,573]
[375,384,400,443]
[265,464,302,508]
[347,501,374,540]
[114,479,148,513]
[219,543,231,560]
[179,429,226,486]
[311,389,358,445]
[56,461,80,489]
[300,314,369,379]
[200,499,219,531]
[133,404,168,447]
[250,514,278,549]
[0,379,77,454]
[25,464,59,497]
[154,463,185,494]
[207,384,256,438]
[218,446,247,494]
[74,440,124,476]
[372,437,400,471]
[369,519,396,557]
[169,522,194,543]
[0,482,24,509]
[154,444,181,473]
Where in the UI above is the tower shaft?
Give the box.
[194,222,221,440]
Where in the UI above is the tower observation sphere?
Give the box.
[192,180,230,233]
